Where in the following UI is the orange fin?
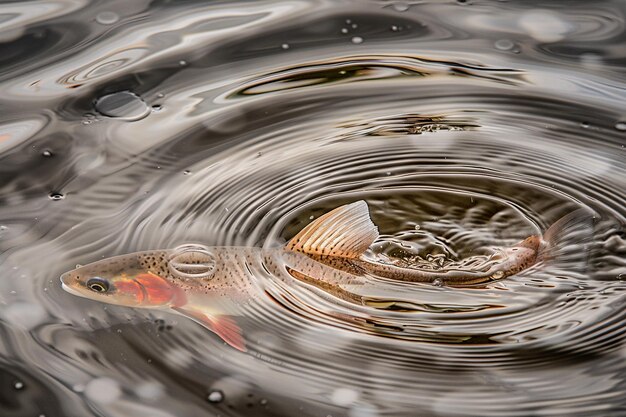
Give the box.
[173,307,246,352]
[285,200,379,258]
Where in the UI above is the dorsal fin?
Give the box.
[286,201,379,258]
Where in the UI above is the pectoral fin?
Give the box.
[172,307,246,352]
[286,200,379,258]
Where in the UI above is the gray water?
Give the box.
[0,1,625,416]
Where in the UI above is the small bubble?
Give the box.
[618,273,624,281]
[615,122,626,131]
[207,390,224,403]
[331,388,358,406]
[391,25,399,31]
[494,39,515,51]
[386,171,391,176]
[341,28,348,34]
[42,150,53,157]
[351,36,363,44]
[85,378,121,404]
[432,279,443,287]
[183,170,191,175]
[179,60,187,66]
[281,43,289,50]
[14,381,24,390]
[95,91,150,121]
[151,104,162,112]
[581,121,590,129]
[346,19,352,24]
[491,270,504,280]
[156,93,164,98]
[457,0,468,3]
[392,2,409,11]
[351,23,358,29]
[309,215,315,220]
[96,11,119,25]
[48,192,65,201]
[260,398,268,405]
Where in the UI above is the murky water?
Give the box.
[1,0,625,416]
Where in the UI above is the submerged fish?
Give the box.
[60,201,572,351]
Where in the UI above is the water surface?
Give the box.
[0,0,625,416]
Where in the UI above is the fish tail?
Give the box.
[540,208,595,265]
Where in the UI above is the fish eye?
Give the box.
[86,277,110,293]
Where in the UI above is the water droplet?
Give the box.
[281,43,289,50]
[207,390,224,403]
[392,2,409,11]
[42,149,53,157]
[494,39,515,51]
[95,91,150,121]
[432,279,443,287]
[491,270,504,280]
[14,381,24,390]
[615,121,626,131]
[85,378,121,404]
[351,36,363,44]
[96,11,119,25]
[48,192,65,201]
[331,388,359,406]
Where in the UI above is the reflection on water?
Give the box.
[0,0,625,416]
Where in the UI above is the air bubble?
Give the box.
[207,390,224,403]
[95,91,150,121]
[351,37,363,44]
[183,170,191,175]
[48,192,65,201]
[615,122,626,131]
[151,104,162,112]
[494,39,515,51]
[14,381,24,390]
[331,388,358,406]
[179,60,187,66]
[96,11,119,25]
[281,43,289,50]
[42,149,53,157]
[85,377,121,404]
[341,28,348,34]
[491,270,504,280]
[392,2,409,11]
[432,278,443,287]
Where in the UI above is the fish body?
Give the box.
[60,201,556,350]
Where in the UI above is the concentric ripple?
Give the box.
[0,1,625,416]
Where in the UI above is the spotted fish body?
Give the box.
[61,201,554,350]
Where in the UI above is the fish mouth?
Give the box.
[61,281,84,297]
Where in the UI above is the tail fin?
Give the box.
[540,208,595,270]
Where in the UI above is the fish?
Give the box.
[60,200,580,351]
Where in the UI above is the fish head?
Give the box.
[60,250,182,308]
